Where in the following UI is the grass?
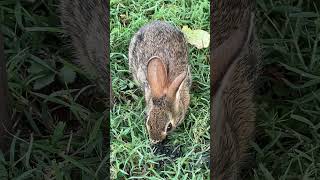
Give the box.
[110,0,210,179]
[254,0,320,179]
[0,0,108,179]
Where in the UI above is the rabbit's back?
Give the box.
[211,0,255,49]
[129,21,189,84]
[211,1,261,179]
[59,0,108,93]
[212,38,261,179]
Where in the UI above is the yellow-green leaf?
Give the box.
[181,26,210,49]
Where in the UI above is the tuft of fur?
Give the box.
[59,0,110,99]
[210,0,262,179]
[129,21,192,144]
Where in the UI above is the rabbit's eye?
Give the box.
[166,123,172,132]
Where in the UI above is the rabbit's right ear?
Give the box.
[147,56,168,98]
[166,71,186,101]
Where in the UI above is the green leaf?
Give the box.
[88,116,104,145]
[25,134,34,170]
[29,55,57,73]
[52,122,66,145]
[28,61,46,74]
[33,73,55,90]
[13,169,37,180]
[58,153,94,176]
[58,65,76,84]
[24,110,41,134]
[52,160,63,180]
[0,161,8,179]
[259,163,275,180]
[14,0,23,30]
[181,26,210,49]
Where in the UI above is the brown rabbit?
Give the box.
[128,21,192,144]
[211,0,261,179]
[59,0,111,104]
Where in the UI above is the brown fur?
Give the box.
[59,0,111,104]
[211,0,261,179]
[129,21,191,144]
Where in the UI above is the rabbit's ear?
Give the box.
[167,71,186,100]
[147,56,168,98]
[211,11,254,96]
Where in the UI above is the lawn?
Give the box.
[253,0,320,179]
[110,0,210,179]
[0,0,108,179]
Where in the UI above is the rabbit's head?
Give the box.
[145,56,189,144]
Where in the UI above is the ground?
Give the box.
[254,0,320,179]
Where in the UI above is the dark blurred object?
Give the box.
[0,32,11,152]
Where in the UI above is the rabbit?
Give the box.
[128,21,192,144]
[58,0,110,169]
[59,0,111,106]
[210,0,261,179]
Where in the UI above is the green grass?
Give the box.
[254,0,320,179]
[0,0,107,179]
[110,0,210,179]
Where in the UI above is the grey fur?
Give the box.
[59,0,109,97]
